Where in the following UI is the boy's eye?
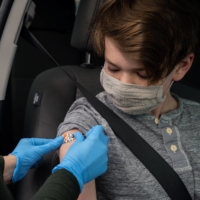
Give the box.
[107,66,119,73]
[137,72,149,80]
[106,65,150,79]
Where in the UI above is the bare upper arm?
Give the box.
[59,129,97,200]
[59,129,79,161]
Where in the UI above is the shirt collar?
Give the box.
[137,93,183,121]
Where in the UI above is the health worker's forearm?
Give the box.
[3,155,16,184]
[0,156,15,200]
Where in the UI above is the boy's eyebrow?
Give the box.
[105,57,145,71]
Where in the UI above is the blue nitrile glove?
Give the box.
[52,125,109,191]
[10,136,64,183]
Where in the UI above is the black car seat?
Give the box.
[15,0,200,199]
[1,0,78,157]
[8,0,79,150]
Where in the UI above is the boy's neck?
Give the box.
[150,92,178,118]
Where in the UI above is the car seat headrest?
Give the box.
[71,0,105,53]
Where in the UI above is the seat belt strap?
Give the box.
[20,26,192,200]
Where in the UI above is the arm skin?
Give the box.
[59,129,97,200]
[3,155,16,184]
[0,156,15,200]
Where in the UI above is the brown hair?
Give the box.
[93,0,200,83]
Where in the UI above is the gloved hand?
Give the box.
[10,136,64,183]
[52,125,109,191]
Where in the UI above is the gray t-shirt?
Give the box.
[57,91,200,200]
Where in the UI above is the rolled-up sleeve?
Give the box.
[57,97,99,136]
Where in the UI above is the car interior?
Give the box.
[0,0,200,199]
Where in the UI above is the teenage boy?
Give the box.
[57,0,200,199]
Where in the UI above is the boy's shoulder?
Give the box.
[181,97,200,107]
[71,91,109,110]
[74,91,108,104]
[96,91,109,101]
[180,96,200,116]
[96,91,114,106]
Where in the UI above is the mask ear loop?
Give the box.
[164,80,174,96]
[162,65,178,96]
[154,68,176,122]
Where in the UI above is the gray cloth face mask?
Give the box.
[100,68,174,115]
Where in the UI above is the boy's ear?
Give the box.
[173,53,194,81]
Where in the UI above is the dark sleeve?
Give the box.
[31,169,80,200]
[0,156,14,200]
